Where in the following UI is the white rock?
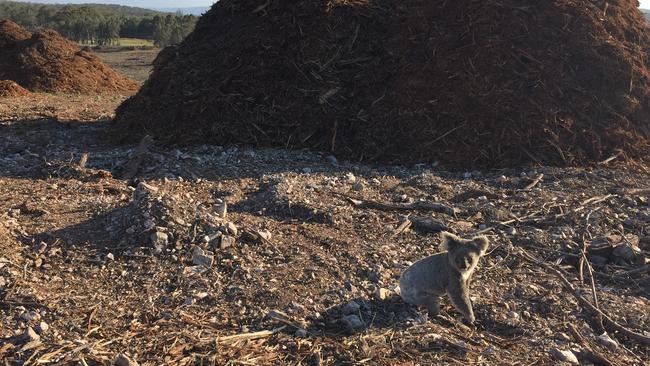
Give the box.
[225,222,238,236]
[345,172,356,183]
[106,253,115,261]
[22,327,40,342]
[374,288,391,300]
[549,348,578,364]
[35,321,49,334]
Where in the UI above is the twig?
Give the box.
[521,173,544,191]
[391,216,412,237]
[215,326,286,345]
[517,249,650,345]
[567,324,615,366]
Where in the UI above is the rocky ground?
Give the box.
[0,94,648,365]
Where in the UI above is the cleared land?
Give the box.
[93,47,159,83]
[0,92,648,365]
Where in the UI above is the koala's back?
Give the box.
[400,252,450,301]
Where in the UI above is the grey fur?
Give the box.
[399,231,489,324]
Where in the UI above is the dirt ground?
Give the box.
[0,92,649,365]
[93,48,160,84]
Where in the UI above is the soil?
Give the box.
[0,80,30,98]
[0,21,138,94]
[114,0,650,169]
[1,94,649,365]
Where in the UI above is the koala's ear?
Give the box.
[440,231,461,251]
[472,235,489,255]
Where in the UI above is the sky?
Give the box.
[20,1,215,8]
[16,0,650,10]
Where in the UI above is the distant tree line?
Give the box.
[0,1,197,47]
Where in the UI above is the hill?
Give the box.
[154,6,209,16]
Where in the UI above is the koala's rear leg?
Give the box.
[447,280,475,324]
[426,296,440,317]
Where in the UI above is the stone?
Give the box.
[21,311,41,322]
[257,230,272,241]
[341,301,360,315]
[613,243,639,262]
[150,231,168,248]
[106,253,115,261]
[35,321,49,334]
[114,354,139,366]
[325,155,338,165]
[374,288,391,300]
[352,182,364,191]
[192,247,214,268]
[342,314,364,331]
[596,332,618,351]
[21,327,40,342]
[225,222,238,236]
[214,202,227,218]
[549,348,578,364]
[345,172,356,182]
[133,182,158,201]
[219,235,236,249]
[505,227,517,235]
[295,328,308,338]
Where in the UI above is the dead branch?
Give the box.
[340,194,457,216]
[521,173,544,191]
[121,135,153,181]
[215,326,286,345]
[567,324,615,366]
[409,216,448,234]
[517,249,650,346]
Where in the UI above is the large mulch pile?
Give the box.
[0,20,138,94]
[113,0,650,168]
[0,80,30,97]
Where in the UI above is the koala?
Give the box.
[399,231,489,324]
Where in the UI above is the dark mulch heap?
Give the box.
[113,0,650,168]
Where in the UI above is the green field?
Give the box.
[119,38,155,47]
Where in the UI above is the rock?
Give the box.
[214,202,227,218]
[192,247,214,268]
[225,222,238,236]
[114,354,139,366]
[342,314,364,331]
[35,321,49,334]
[596,332,618,351]
[106,253,115,261]
[326,155,338,165]
[505,227,517,235]
[507,311,520,321]
[21,311,41,322]
[345,172,356,182]
[549,348,578,364]
[182,265,208,276]
[374,288,391,300]
[341,301,361,315]
[133,182,158,201]
[0,276,6,289]
[219,235,236,249]
[352,182,364,191]
[295,328,308,338]
[257,230,272,241]
[21,327,40,342]
[613,243,639,262]
[302,167,312,174]
[150,231,169,248]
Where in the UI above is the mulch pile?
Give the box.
[0,20,138,94]
[0,80,30,97]
[114,0,650,168]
